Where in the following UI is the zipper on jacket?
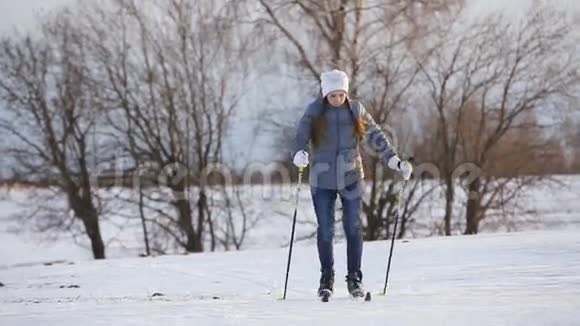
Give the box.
[336,107,340,188]
[336,108,340,152]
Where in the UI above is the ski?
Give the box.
[350,291,372,302]
[316,291,371,302]
[364,291,372,301]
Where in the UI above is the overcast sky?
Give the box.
[1,0,579,35]
[0,0,73,35]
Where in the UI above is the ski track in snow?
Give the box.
[1,230,580,325]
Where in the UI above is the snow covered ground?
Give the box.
[1,229,579,325]
[2,175,580,267]
[1,177,580,325]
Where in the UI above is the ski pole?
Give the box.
[282,166,305,300]
[382,179,408,296]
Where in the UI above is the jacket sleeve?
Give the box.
[353,100,399,166]
[293,102,320,155]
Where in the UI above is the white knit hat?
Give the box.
[320,69,349,98]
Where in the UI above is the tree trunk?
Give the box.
[84,213,106,259]
[171,180,204,253]
[207,208,216,252]
[194,190,207,252]
[67,187,106,259]
[362,160,380,241]
[443,177,454,236]
[174,196,200,253]
[365,208,380,241]
[397,213,407,240]
[138,181,151,256]
[76,199,105,259]
[464,176,481,235]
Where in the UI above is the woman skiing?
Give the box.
[292,69,412,299]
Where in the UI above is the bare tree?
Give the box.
[415,5,579,235]
[459,8,578,234]
[75,0,254,253]
[0,11,108,259]
[255,0,462,240]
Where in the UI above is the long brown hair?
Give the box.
[310,97,366,148]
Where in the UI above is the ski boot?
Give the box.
[318,271,334,302]
[346,271,365,298]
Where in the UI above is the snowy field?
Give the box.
[1,177,580,325]
[1,175,580,266]
[1,230,579,325]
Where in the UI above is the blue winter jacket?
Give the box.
[294,97,399,190]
